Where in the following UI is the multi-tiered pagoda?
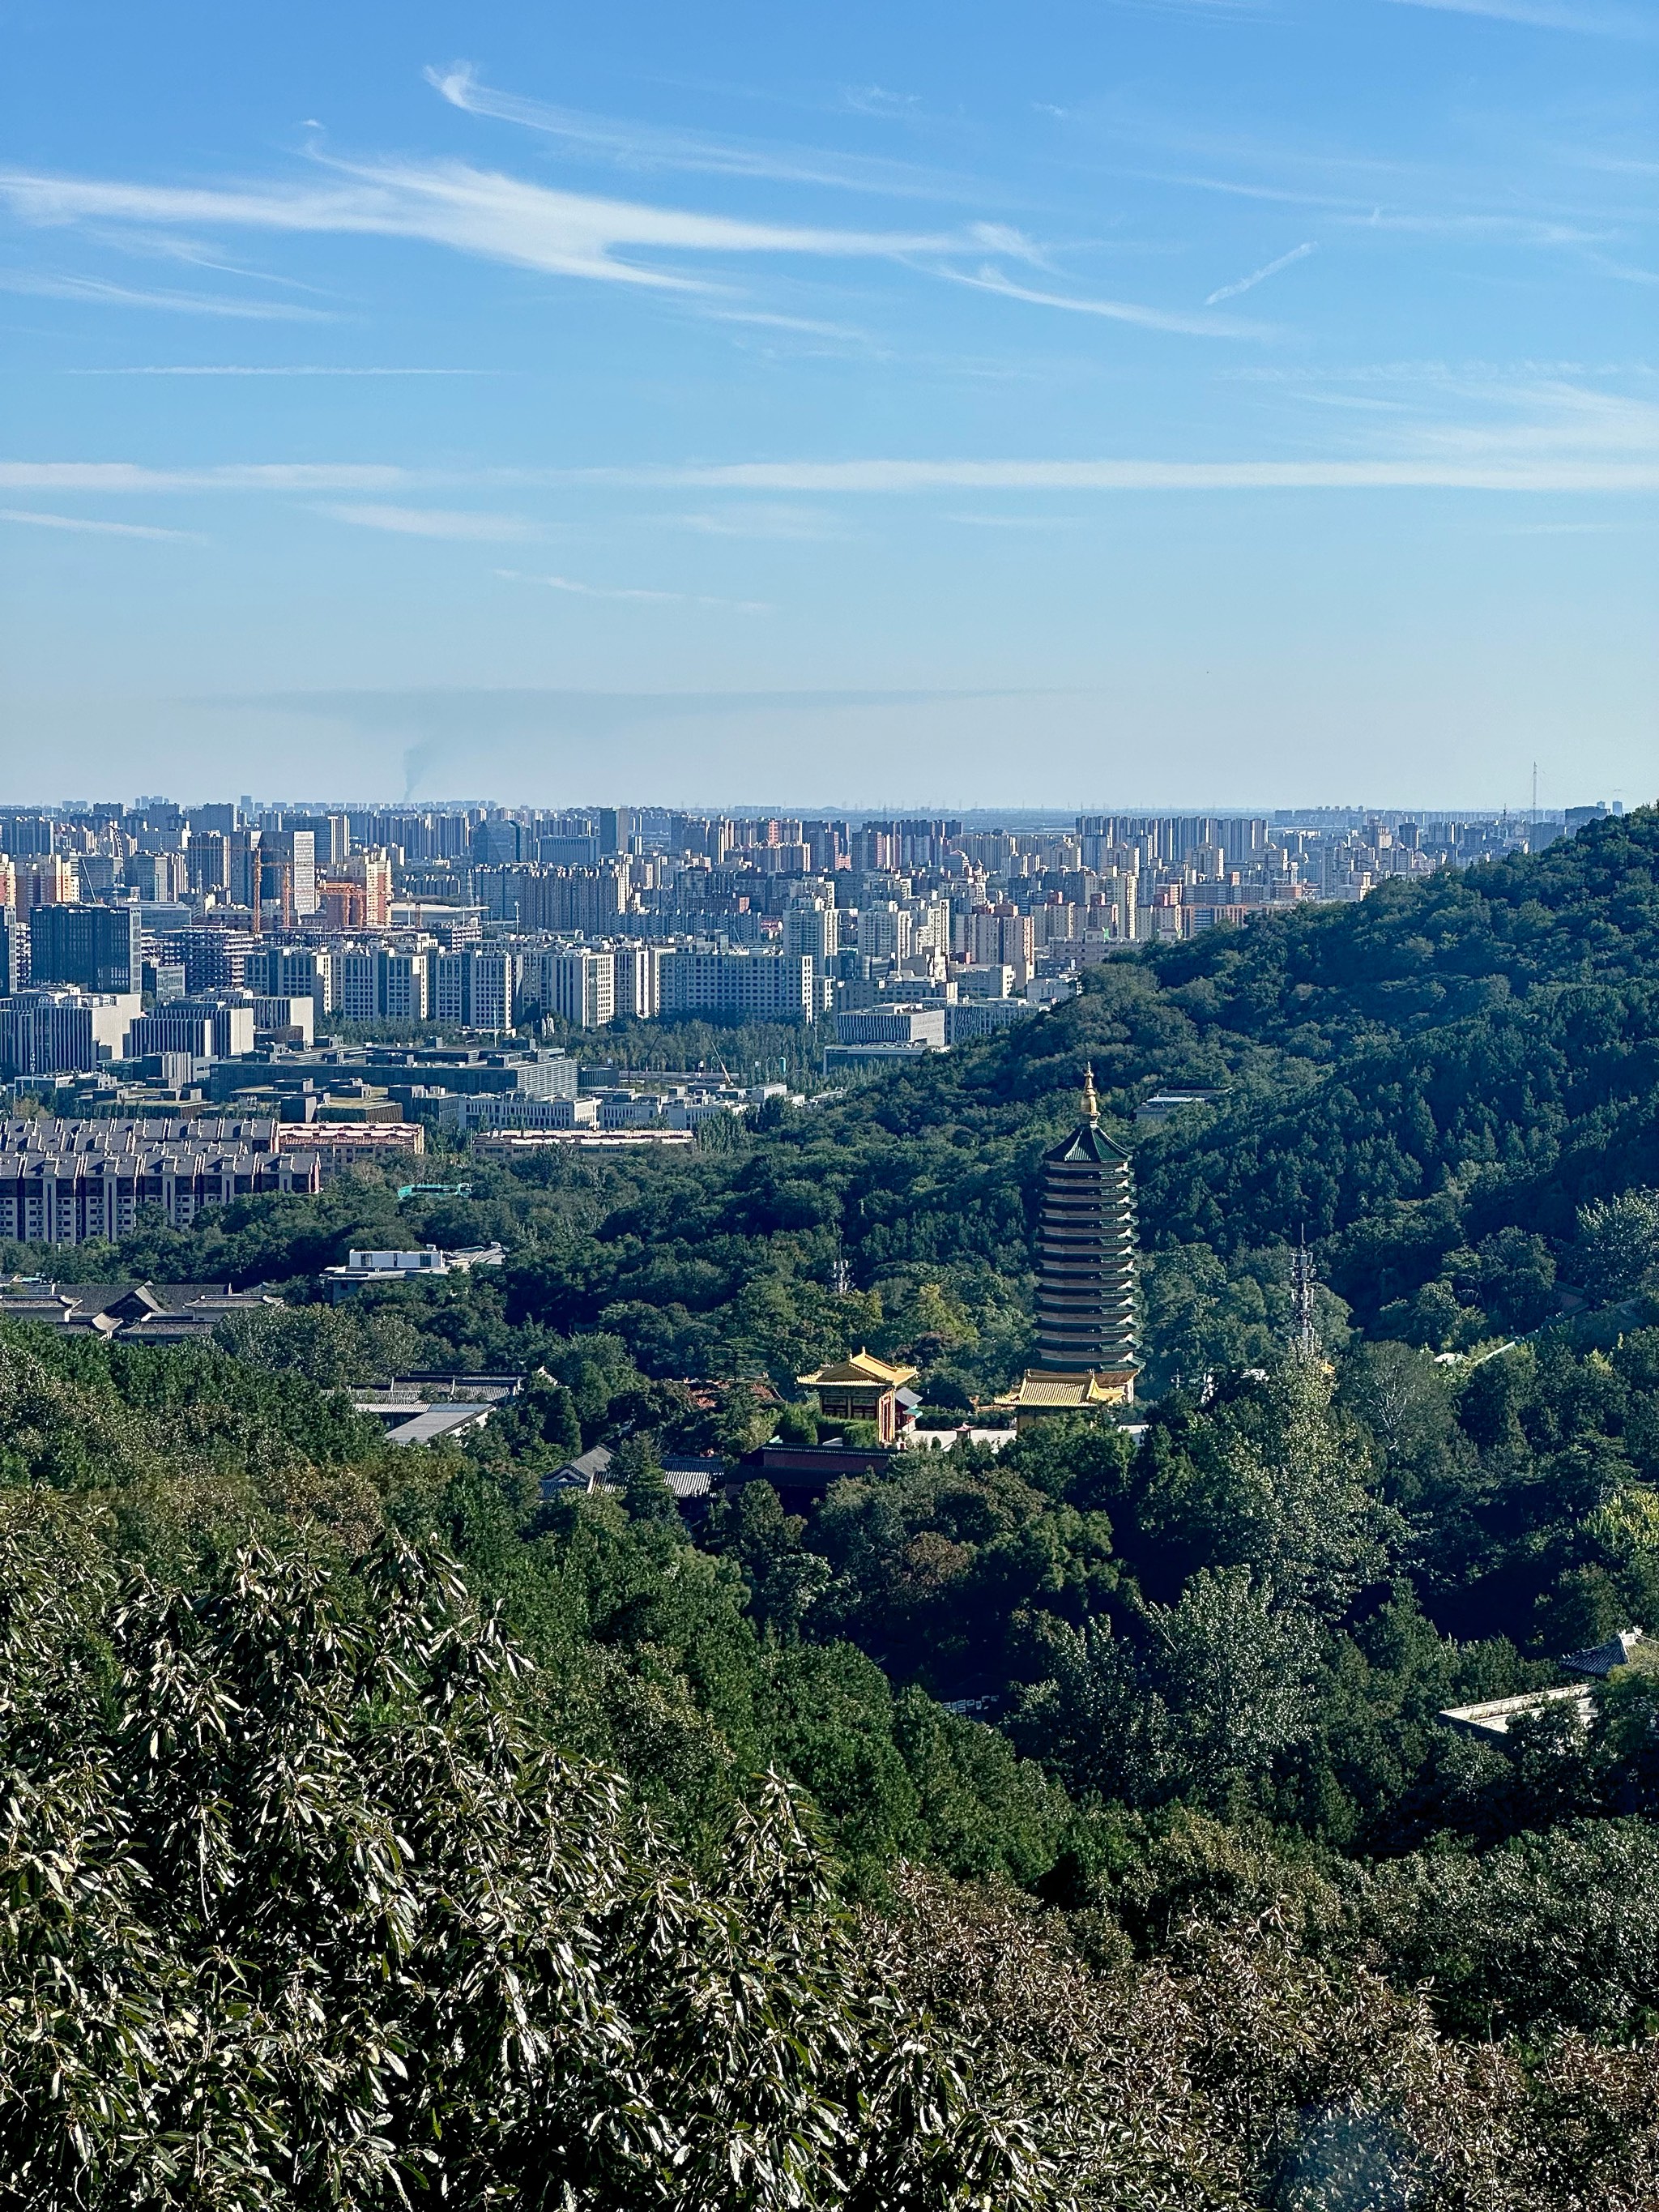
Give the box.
[999,1066,1141,1426]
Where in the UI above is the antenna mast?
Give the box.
[1290,1230,1320,1360]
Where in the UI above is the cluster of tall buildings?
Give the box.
[0,794,1608,1083]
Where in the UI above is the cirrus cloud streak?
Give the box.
[0,159,970,293]
[582,455,1659,492]
[495,566,770,611]
[0,506,204,539]
[319,502,534,539]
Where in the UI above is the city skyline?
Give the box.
[6,792,1621,820]
[3,0,1655,804]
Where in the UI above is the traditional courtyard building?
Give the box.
[796,1350,918,1445]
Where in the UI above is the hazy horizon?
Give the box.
[13,791,1623,822]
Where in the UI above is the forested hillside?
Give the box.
[6,810,1659,2206]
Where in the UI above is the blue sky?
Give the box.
[1,0,1654,810]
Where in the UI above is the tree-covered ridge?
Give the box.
[1143,807,1659,1044]
[1132,809,1659,1322]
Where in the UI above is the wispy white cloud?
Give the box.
[1096,101,1638,246]
[1294,390,1414,412]
[0,270,334,319]
[7,453,1658,496]
[586,454,1659,492]
[0,462,412,492]
[10,378,1657,510]
[1130,169,1361,216]
[698,305,876,341]
[1588,254,1659,284]
[5,154,1266,357]
[1380,0,1649,32]
[426,62,974,201]
[319,503,535,540]
[945,511,1087,527]
[841,85,923,121]
[0,506,204,540]
[75,233,337,296]
[940,262,1274,338]
[1396,380,1659,457]
[66,364,489,376]
[1343,210,1610,243]
[495,566,770,610]
[1502,518,1643,531]
[1134,173,1614,244]
[664,503,847,539]
[0,160,962,294]
[1225,356,1659,384]
[1205,240,1316,304]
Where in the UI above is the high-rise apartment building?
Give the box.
[0,813,53,857]
[334,946,431,1023]
[0,915,27,996]
[257,831,318,920]
[785,900,840,971]
[126,851,189,903]
[467,950,517,1031]
[340,851,393,927]
[186,832,232,898]
[284,813,351,867]
[15,855,78,912]
[857,903,911,963]
[180,929,258,996]
[336,949,378,1025]
[907,897,951,957]
[968,904,1034,984]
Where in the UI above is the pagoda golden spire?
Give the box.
[1081,1064,1100,1122]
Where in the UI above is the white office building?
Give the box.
[535,948,616,1029]
[657,949,816,1024]
[244,944,335,1016]
[611,941,660,1021]
[431,948,518,1031]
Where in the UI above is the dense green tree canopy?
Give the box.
[7,813,1659,2198]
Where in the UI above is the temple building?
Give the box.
[998,1067,1141,1427]
[797,1350,919,1445]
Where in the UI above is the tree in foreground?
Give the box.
[0,1496,1050,2212]
[6,1490,1659,2212]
